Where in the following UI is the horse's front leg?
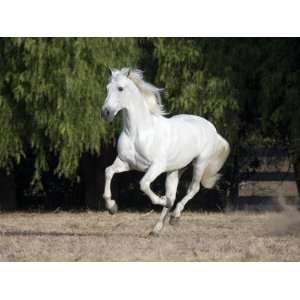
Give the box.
[150,170,179,236]
[139,163,168,207]
[103,156,130,214]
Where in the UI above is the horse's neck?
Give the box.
[122,97,153,137]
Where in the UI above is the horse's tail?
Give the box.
[201,135,230,189]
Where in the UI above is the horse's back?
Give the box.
[170,114,217,132]
[169,114,218,145]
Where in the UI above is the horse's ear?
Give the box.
[109,68,118,75]
[121,68,131,77]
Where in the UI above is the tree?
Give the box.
[151,38,300,206]
[0,38,139,209]
[151,38,248,206]
[257,38,300,193]
[1,37,299,210]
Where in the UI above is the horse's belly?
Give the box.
[166,141,199,171]
[165,118,214,170]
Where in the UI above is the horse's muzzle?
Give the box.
[101,107,111,121]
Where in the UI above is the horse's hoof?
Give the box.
[108,203,118,215]
[148,230,160,237]
[169,215,180,226]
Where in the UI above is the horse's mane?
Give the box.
[121,68,166,116]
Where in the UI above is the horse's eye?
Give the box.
[118,87,123,92]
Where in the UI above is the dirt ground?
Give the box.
[0,209,299,261]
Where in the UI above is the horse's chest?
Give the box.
[117,134,150,171]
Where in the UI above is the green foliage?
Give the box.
[1,37,300,193]
[153,38,240,143]
[150,37,300,197]
[152,38,300,152]
[258,39,300,154]
[0,38,139,183]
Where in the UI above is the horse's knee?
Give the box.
[140,178,167,206]
[140,179,150,193]
[103,193,110,201]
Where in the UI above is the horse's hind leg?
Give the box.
[150,170,179,236]
[170,159,207,225]
[201,136,230,189]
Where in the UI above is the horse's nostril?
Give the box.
[101,108,109,119]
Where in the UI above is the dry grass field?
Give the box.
[0,209,299,261]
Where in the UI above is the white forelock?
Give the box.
[112,68,166,116]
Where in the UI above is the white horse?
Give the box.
[101,68,230,235]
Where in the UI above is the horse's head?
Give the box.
[101,68,165,122]
[101,68,134,122]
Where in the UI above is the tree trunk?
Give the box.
[0,170,17,211]
[81,154,101,210]
[293,154,300,205]
[228,151,239,210]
